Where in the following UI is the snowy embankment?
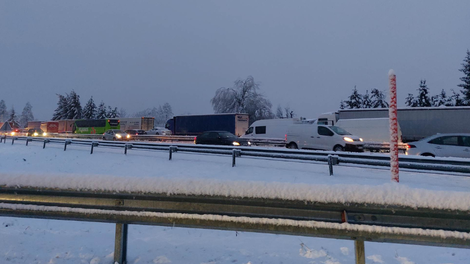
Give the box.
[1,141,470,264]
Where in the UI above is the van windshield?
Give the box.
[329,126,351,135]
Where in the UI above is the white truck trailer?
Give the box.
[319,106,470,143]
[119,117,155,132]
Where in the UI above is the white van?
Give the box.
[286,120,364,152]
[242,118,296,140]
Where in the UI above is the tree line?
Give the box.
[0,100,34,128]
[340,50,470,109]
[52,91,174,126]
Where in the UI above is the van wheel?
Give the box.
[333,145,344,152]
[287,143,298,149]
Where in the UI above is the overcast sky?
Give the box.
[1,1,470,121]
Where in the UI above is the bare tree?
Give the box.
[211,76,273,124]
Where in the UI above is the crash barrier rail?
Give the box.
[1,185,470,264]
[3,135,470,174]
[3,133,409,151]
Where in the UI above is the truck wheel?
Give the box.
[333,145,344,152]
[287,143,298,149]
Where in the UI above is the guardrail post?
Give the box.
[1,135,5,143]
[232,149,241,167]
[11,137,15,145]
[169,146,177,160]
[64,140,71,151]
[327,155,339,176]
[354,239,365,264]
[43,139,50,149]
[124,143,133,155]
[90,142,98,154]
[114,223,128,264]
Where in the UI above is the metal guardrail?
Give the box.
[2,135,470,174]
[1,185,470,264]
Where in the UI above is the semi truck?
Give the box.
[40,121,59,134]
[318,106,470,143]
[166,113,249,136]
[119,117,155,131]
[58,119,75,133]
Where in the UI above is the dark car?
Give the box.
[125,129,147,135]
[195,131,251,146]
[27,128,47,137]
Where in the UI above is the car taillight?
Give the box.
[406,144,416,149]
[194,137,197,144]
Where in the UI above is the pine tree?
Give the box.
[106,106,119,118]
[362,90,372,108]
[82,96,97,119]
[52,94,68,120]
[7,107,19,127]
[346,87,363,109]
[405,94,417,107]
[431,89,449,107]
[0,100,7,122]
[458,49,470,105]
[416,80,431,107]
[370,88,389,108]
[19,102,34,128]
[96,101,107,119]
[450,89,464,106]
[66,90,82,119]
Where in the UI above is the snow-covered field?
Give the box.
[1,141,470,264]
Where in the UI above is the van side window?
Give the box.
[255,126,266,134]
[245,127,253,135]
[318,126,334,136]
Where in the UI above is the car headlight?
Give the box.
[43,132,47,136]
[343,137,354,142]
[232,142,240,146]
[359,138,363,142]
[116,134,122,138]
[11,132,16,136]
[126,134,130,138]
[33,132,38,136]
[248,141,251,145]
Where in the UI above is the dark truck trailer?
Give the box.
[324,106,470,142]
[166,114,249,136]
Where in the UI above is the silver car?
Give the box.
[146,127,172,135]
[102,129,131,141]
[406,133,470,158]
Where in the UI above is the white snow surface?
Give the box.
[1,141,470,263]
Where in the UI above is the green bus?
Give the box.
[74,119,120,134]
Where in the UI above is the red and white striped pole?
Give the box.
[389,69,399,183]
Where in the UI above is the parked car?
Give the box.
[27,128,47,137]
[406,133,470,158]
[195,131,251,146]
[286,120,364,152]
[147,127,172,135]
[102,129,131,141]
[125,129,147,135]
